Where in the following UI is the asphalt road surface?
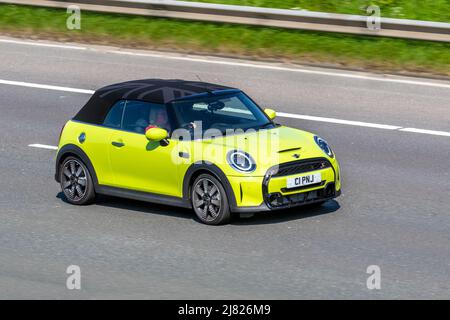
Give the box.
[0,37,449,299]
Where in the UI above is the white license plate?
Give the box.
[286,173,322,189]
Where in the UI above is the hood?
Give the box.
[192,126,328,176]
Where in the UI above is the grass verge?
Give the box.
[188,0,450,22]
[0,4,449,77]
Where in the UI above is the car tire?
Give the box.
[191,174,231,225]
[60,156,95,205]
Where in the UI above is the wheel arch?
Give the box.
[55,144,99,189]
[182,162,238,210]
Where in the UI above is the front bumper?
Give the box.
[232,188,341,212]
[229,157,341,213]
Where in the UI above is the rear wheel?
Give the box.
[60,156,95,205]
[191,174,230,225]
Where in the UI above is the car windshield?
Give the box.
[170,92,274,138]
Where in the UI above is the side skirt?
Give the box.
[96,185,192,209]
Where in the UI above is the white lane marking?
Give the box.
[26,123,450,152]
[29,123,450,152]
[0,78,447,139]
[109,50,450,89]
[277,112,402,130]
[399,128,450,137]
[28,122,450,151]
[1,37,448,89]
[28,123,450,152]
[0,79,95,94]
[28,144,58,150]
[0,38,87,50]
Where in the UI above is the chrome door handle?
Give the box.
[112,141,125,147]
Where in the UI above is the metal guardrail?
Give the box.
[1,0,449,42]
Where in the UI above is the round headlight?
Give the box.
[227,150,256,173]
[314,136,334,158]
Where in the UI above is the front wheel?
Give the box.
[60,156,95,205]
[191,174,230,225]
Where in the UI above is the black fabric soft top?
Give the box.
[73,79,236,125]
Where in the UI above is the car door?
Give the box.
[82,99,126,186]
[108,100,181,197]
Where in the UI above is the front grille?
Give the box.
[267,183,336,208]
[272,158,331,177]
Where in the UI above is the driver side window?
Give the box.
[121,100,172,134]
[122,100,151,134]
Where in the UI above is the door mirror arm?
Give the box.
[160,138,170,147]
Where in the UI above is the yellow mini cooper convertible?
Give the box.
[56,79,341,224]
